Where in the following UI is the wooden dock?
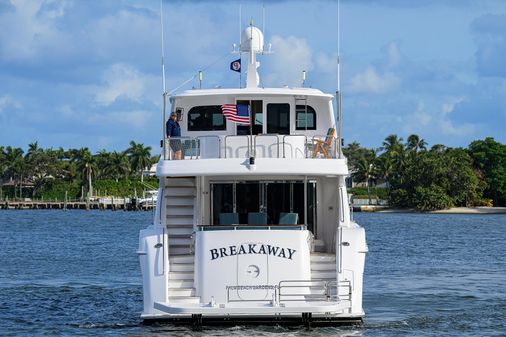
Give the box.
[0,199,155,211]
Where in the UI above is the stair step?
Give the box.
[310,262,337,271]
[167,213,194,218]
[310,253,336,263]
[165,187,195,197]
[169,263,194,272]
[167,227,193,235]
[166,207,194,216]
[166,223,193,228]
[169,246,192,255]
[166,217,193,226]
[169,271,194,280]
[311,270,337,279]
[166,197,194,206]
[168,279,194,288]
[166,178,196,187]
[168,296,200,304]
[168,237,191,246]
[313,239,326,252]
[168,288,196,297]
[169,254,194,264]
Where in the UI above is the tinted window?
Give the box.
[267,103,290,135]
[188,105,226,131]
[296,105,316,130]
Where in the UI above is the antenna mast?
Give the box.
[262,2,265,51]
[160,0,168,160]
[336,0,342,158]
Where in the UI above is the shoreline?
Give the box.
[354,205,506,214]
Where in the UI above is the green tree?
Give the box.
[71,148,96,201]
[468,137,506,206]
[389,146,483,210]
[3,146,25,198]
[406,134,427,157]
[106,151,130,182]
[352,154,378,204]
[126,141,152,182]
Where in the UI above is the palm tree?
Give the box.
[353,155,377,205]
[71,148,95,202]
[0,146,5,176]
[126,141,152,182]
[406,134,427,155]
[3,147,25,198]
[0,146,5,198]
[375,155,394,189]
[95,149,112,179]
[381,134,404,158]
[107,151,130,182]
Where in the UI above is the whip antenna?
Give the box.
[336,0,343,158]
[160,0,167,95]
[160,0,168,160]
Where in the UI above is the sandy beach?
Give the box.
[355,206,506,214]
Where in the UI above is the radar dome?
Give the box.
[240,26,264,53]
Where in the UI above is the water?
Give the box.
[1,210,505,336]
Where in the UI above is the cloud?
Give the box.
[94,63,153,106]
[263,35,313,87]
[348,67,401,94]
[0,0,72,61]
[0,95,20,121]
[87,110,154,128]
[0,95,18,111]
[383,42,401,69]
[402,97,475,139]
[471,14,506,78]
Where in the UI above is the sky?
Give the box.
[0,0,505,152]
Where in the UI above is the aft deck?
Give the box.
[158,134,347,177]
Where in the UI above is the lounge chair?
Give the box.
[279,212,299,225]
[248,212,267,225]
[219,212,239,225]
[312,127,335,158]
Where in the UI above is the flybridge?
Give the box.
[210,243,297,261]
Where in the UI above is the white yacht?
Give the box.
[138,24,367,327]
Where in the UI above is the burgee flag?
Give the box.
[221,104,250,125]
[230,59,241,73]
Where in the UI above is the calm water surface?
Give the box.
[1,210,505,336]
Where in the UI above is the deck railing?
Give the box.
[163,134,340,160]
[224,279,352,305]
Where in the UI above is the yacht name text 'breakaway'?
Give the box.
[210,244,297,260]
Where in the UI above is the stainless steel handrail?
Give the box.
[282,134,307,158]
[254,134,280,158]
[165,136,199,160]
[224,135,250,158]
[197,135,221,159]
[162,134,340,160]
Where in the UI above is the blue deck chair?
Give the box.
[219,212,239,225]
[279,212,299,225]
[248,212,267,225]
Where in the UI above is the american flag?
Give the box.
[221,104,250,125]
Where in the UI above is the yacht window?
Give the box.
[188,105,226,131]
[237,100,263,135]
[295,105,316,130]
[211,180,316,232]
[267,103,290,135]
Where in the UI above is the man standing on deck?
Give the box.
[166,112,182,160]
